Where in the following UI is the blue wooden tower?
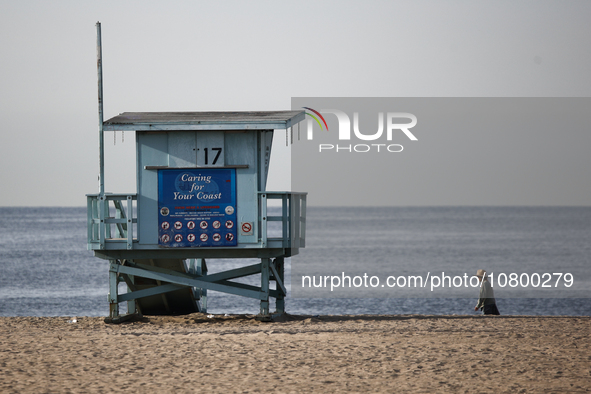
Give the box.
[87,23,306,322]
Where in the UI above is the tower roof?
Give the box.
[103,111,304,131]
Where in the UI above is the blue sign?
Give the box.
[158,169,237,247]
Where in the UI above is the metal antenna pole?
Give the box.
[96,22,107,250]
[96,21,105,196]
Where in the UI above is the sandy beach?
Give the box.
[0,314,589,393]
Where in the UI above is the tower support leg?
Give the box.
[108,260,119,318]
[275,257,285,314]
[196,258,208,313]
[260,258,270,317]
[126,274,137,315]
[188,258,208,313]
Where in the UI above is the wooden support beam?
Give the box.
[149,259,171,313]
[118,283,186,303]
[201,263,261,282]
[115,264,268,300]
[269,261,287,296]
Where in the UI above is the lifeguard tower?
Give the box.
[87,23,306,322]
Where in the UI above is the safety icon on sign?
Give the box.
[225,233,234,241]
[161,221,170,230]
[187,221,195,230]
[213,220,221,229]
[174,221,183,230]
[161,234,171,243]
[174,234,183,243]
[200,221,208,229]
[241,222,253,236]
[200,233,208,242]
[187,233,196,242]
[212,233,221,242]
[225,220,234,229]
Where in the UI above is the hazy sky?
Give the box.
[1,1,590,206]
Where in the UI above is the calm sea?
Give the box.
[0,207,589,317]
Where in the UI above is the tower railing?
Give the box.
[259,191,307,251]
[87,191,306,252]
[87,193,137,250]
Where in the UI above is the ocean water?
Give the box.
[0,207,589,317]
